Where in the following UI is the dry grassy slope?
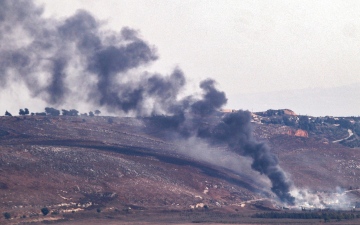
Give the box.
[0,116,264,221]
[1,115,360,222]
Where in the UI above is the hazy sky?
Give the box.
[3,1,360,116]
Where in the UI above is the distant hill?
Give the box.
[1,113,360,224]
[252,109,360,148]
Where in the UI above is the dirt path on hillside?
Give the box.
[332,129,353,143]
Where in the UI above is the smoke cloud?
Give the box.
[189,111,295,205]
[0,0,295,204]
[221,112,294,204]
[291,187,354,209]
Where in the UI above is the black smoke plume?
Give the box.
[210,111,295,205]
[191,79,227,116]
[0,0,295,204]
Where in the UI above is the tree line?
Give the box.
[258,110,360,132]
[4,108,101,117]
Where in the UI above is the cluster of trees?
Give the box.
[80,110,101,117]
[259,113,360,132]
[324,117,353,129]
[253,211,360,221]
[354,124,360,137]
[61,109,79,116]
[257,109,287,117]
[45,107,60,116]
[19,108,29,115]
[4,108,101,117]
[298,116,316,131]
[260,115,316,131]
[261,115,297,127]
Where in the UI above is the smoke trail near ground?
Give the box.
[0,0,295,204]
[210,111,295,204]
[291,187,354,209]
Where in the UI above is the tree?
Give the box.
[95,110,101,116]
[338,119,353,129]
[283,115,296,126]
[325,116,336,124]
[41,207,49,216]
[3,212,11,219]
[19,108,30,116]
[62,109,69,116]
[5,111,12,116]
[298,116,315,131]
[62,109,78,116]
[69,109,79,116]
[89,111,94,117]
[354,123,360,136]
[45,107,60,116]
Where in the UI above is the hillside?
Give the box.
[1,112,360,224]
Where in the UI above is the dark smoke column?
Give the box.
[210,111,295,205]
[162,78,295,204]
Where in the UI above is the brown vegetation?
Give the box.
[1,114,360,224]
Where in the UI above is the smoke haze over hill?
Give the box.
[0,0,297,204]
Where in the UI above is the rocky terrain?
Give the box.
[1,110,360,224]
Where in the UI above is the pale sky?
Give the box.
[3,1,360,116]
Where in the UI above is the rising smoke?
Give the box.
[211,111,295,204]
[0,0,295,205]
